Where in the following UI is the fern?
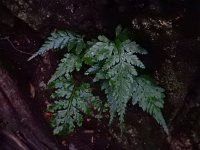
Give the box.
[28,31,84,61]
[48,77,102,134]
[84,28,147,124]
[48,53,82,84]
[84,27,168,132]
[132,77,168,134]
[29,26,168,135]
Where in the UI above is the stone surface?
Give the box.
[1,0,118,36]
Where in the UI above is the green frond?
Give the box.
[102,77,131,125]
[28,31,83,61]
[122,40,148,55]
[48,53,82,84]
[101,81,117,123]
[131,77,168,134]
[48,78,102,134]
[84,29,148,127]
[84,40,114,63]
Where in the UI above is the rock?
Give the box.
[1,0,117,36]
[0,2,16,27]
[131,6,200,112]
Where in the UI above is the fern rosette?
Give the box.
[29,26,168,135]
[84,26,168,133]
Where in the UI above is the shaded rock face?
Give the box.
[1,0,119,35]
[2,0,190,35]
[1,0,200,149]
[117,1,200,149]
[131,0,200,111]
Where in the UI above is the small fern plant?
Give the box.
[29,26,168,135]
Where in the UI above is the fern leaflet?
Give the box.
[48,53,82,84]
[28,31,83,60]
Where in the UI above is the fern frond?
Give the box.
[131,77,168,134]
[84,33,147,125]
[122,40,148,55]
[84,37,115,63]
[101,81,117,123]
[48,77,101,134]
[101,80,130,124]
[28,31,83,61]
[48,53,82,84]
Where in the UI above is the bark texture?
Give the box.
[0,66,60,150]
